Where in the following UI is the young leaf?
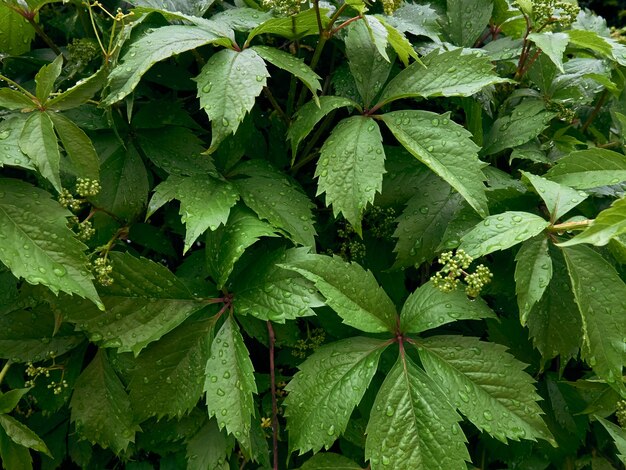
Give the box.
[285,337,387,454]
[544,148,626,189]
[596,416,626,464]
[316,116,385,232]
[48,112,99,181]
[147,174,239,253]
[246,8,329,43]
[204,316,257,451]
[528,32,569,72]
[196,48,269,152]
[365,354,469,469]
[186,419,234,470]
[70,350,140,454]
[562,245,626,388]
[445,0,493,47]
[558,196,626,247]
[377,49,509,107]
[280,253,397,333]
[47,66,107,111]
[459,211,550,258]
[0,178,101,308]
[232,247,325,323]
[0,415,51,456]
[64,252,212,355]
[515,236,553,325]
[418,335,554,444]
[34,55,62,103]
[0,116,34,170]
[19,111,61,191]
[377,17,418,66]
[521,171,587,222]
[381,110,489,217]
[103,25,231,105]
[400,280,496,333]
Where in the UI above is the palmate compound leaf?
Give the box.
[128,314,218,421]
[204,315,257,452]
[458,211,550,258]
[196,48,269,152]
[521,171,588,222]
[365,354,469,470]
[316,116,385,233]
[231,247,325,323]
[0,178,101,308]
[103,25,232,106]
[559,196,626,247]
[285,337,388,454]
[64,252,213,355]
[70,350,140,454]
[399,280,496,334]
[562,245,626,389]
[544,148,626,189]
[147,174,239,253]
[279,253,397,333]
[380,110,489,217]
[417,336,554,444]
[514,235,553,325]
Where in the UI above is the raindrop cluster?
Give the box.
[431,249,493,297]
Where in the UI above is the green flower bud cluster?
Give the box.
[617,400,626,428]
[58,189,82,211]
[546,100,576,122]
[77,220,96,241]
[533,0,580,29]
[338,224,366,263]
[47,379,69,395]
[365,206,397,239]
[67,38,100,65]
[25,354,67,394]
[93,256,113,286]
[292,327,326,359]
[381,0,402,15]
[431,249,493,297]
[76,178,101,197]
[261,0,307,16]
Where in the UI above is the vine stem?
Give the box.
[25,16,62,55]
[0,361,11,386]
[581,89,608,133]
[267,321,279,470]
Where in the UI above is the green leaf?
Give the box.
[252,45,321,104]
[0,178,101,307]
[418,335,554,444]
[280,253,397,333]
[544,149,626,189]
[48,112,99,181]
[287,96,359,157]
[566,29,613,59]
[0,89,35,110]
[387,3,441,42]
[345,20,393,107]
[232,159,316,247]
[392,173,463,268]
[365,354,469,469]
[0,415,51,456]
[596,416,626,464]
[232,247,324,322]
[246,8,329,43]
[381,110,489,217]
[521,171,587,222]
[559,196,626,247]
[19,111,61,191]
[446,0,493,47]
[0,423,32,470]
[147,174,239,253]
[64,252,212,355]
[514,236,552,325]
[528,32,569,72]
[285,337,387,454]
[482,100,556,156]
[298,453,363,469]
[128,315,216,421]
[70,350,140,453]
[34,55,62,103]
[186,419,234,470]
[377,16,418,66]
[47,66,107,111]
[204,316,256,451]
[206,205,278,289]
[0,116,34,170]
[0,5,35,55]
[0,389,30,414]
[196,48,269,152]
[316,116,385,232]
[562,245,626,388]
[363,15,390,62]
[131,0,216,16]
[459,211,550,258]
[104,25,230,105]
[400,280,496,333]
[377,49,510,107]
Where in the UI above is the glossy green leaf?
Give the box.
[0,389,30,414]
[0,116,34,170]
[232,247,324,323]
[298,452,363,469]
[204,316,257,451]
[446,0,493,47]
[64,252,212,355]
[381,110,489,217]
[130,0,216,16]
[280,253,397,333]
[387,3,441,42]
[47,66,107,111]
[365,354,469,469]
[528,32,569,72]
[544,149,626,189]
[0,415,50,456]
[400,280,496,333]
[285,337,387,454]
[559,196,626,247]
[34,55,62,103]
[186,419,234,470]
[378,16,418,66]
[0,5,35,55]
[316,116,385,232]
[246,8,329,43]
[562,245,626,388]
[70,350,140,453]
[459,211,550,258]
[104,25,230,105]
[48,112,99,181]
[147,174,239,253]
[19,111,61,191]
[515,236,553,325]
[377,49,509,107]
[0,178,100,307]
[597,416,626,464]
[196,48,269,152]
[521,171,587,222]
[0,89,35,110]
[0,424,32,470]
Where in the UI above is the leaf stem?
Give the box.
[263,86,290,123]
[548,219,592,233]
[0,361,11,386]
[267,321,279,470]
[26,16,63,56]
[581,90,608,133]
